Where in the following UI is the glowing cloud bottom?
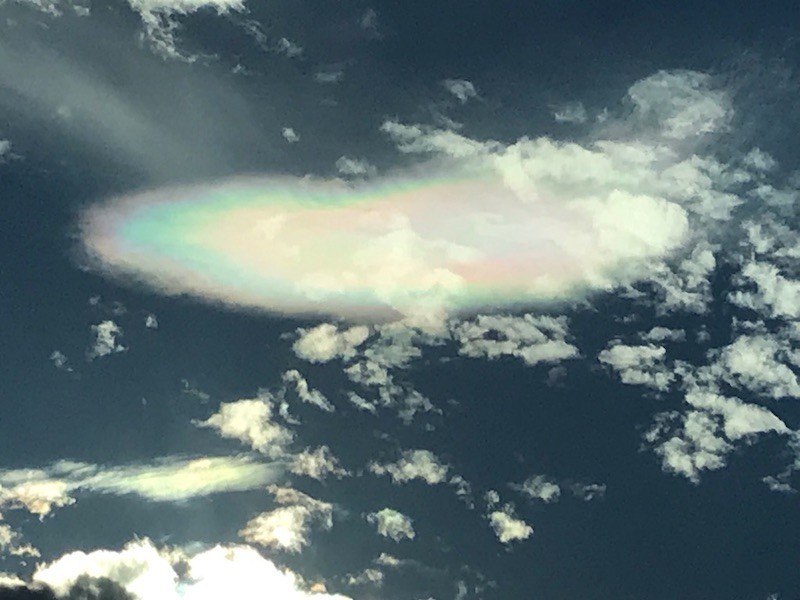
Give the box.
[80,175,688,321]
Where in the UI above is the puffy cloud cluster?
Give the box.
[87,320,126,359]
[452,314,578,366]
[487,506,532,544]
[598,342,673,391]
[193,394,294,457]
[368,450,450,485]
[26,538,352,600]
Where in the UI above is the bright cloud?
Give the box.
[368,450,450,485]
[366,508,415,542]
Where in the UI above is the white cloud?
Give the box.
[88,320,126,359]
[452,314,579,366]
[193,394,294,457]
[640,326,686,343]
[0,477,75,518]
[335,156,377,177]
[0,455,280,516]
[598,342,673,390]
[487,506,532,544]
[646,411,731,483]
[553,102,588,124]
[514,475,560,503]
[397,390,439,425]
[32,538,352,600]
[282,370,335,412]
[239,485,333,553]
[282,127,300,143]
[145,314,158,329]
[685,389,789,441]
[369,449,449,485]
[625,70,732,139]
[346,568,384,587]
[730,261,800,319]
[291,446,348,480]
[126,0,245,61]
[346,392,377,414]
[708,334,800,399]
[293,323,370,363]
[366,508,415,542]
[442,79,478,104]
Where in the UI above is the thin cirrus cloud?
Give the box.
[0,455,281,518]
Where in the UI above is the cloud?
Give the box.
[368,450,449,485]
[598,342,673,390]
[452,314,579,366]
[0,455,281,516]
[293,324,370,363]
[640,326,686,343]
[88,320,126,359]
[442,79,478,104]
[487,506,532,544]
[125,0,245,61]
[552,102,588,124]
[276,37,303,58]
[282,127,300,143]
[345,568,383,587]
[30,538,352,599]
[144,314,158,329]
[239,485,333,553]
[193,394,293,457]
[570,482,607,501]
[514,475,561,503]
[366,508,415,542]
[282,370,335,412]
[49,350,72,372]
[291,446,348,481]
[707,334,800,399]
[625,70,732,139]
[335,156,377,177]
[358,8,381,38]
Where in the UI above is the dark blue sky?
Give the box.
[0,2,799,600]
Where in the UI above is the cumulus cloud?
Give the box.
[144,314,158,329]
[368,449,449,485]
[193,394,293,457]
[239,485,333,553]
[293,323,370,363]
[335,156,377,177]
[29,538,352,599]
[366,508,415,542]
[707,334,800,399]
[514,475,561,503]
[442,79,478,104]
[276,37,303,58]
[87,320,126,359]
[290,446,348,480]
[282,127,300,143]
[598,342,673,390]
[49,350,72,372]
[487,506,532,544]
[452,314,579,366]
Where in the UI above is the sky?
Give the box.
[0,1,800,599]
